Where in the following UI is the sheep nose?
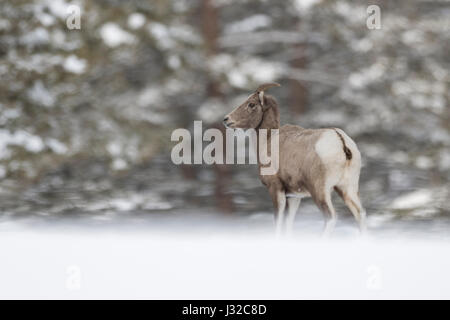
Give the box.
[223,116,229,122]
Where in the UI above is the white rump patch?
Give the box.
[314,130,344,163]
[315,130,347,189]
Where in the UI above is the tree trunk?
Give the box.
[289,43,308,115]
[201,0,234,213]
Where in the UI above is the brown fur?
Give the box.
[223,84,366,233]
[257,110,331,217]
[226,93,333,217]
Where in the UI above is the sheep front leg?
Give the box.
[269,186,286,236]
[286,196,301,236]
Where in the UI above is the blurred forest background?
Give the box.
[0,0,449,233]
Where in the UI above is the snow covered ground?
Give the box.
[1,216,449,299]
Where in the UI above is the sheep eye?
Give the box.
[248,103,256,108]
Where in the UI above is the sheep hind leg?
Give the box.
[335,186,367,235]
[313,189,337,237]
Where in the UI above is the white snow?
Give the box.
[10,52,63,73]
[147,23,174,49]
[27,80,55,107]
[334,2,366,23]
[85,193,172,212]
[0,19,11,31]
[169,25,201,44]
[0,64,7,77]
[0,107,21,125]
[137,86,162,107]
[225,15,272,34]
[141,202,172,211]
[100,23,136,47]
[402,30,425,46]
[109,198,136,211]
[37,12,56,26]
[167,55,181,69]
[439,150,450,171]
[46,138,68,154]
[0,230,449,299]
[293,0,322,12]
[111,158,127,171]
[128,13,146,30]
[44,0,76,19]
[0,130,68,158]
[239,59,282,83]
[51,29,82,51]
[20,27,50,47]
[351,38,373,52]
[147,23,200,50]
[197,98,227,123]
[209,54,234,73]
[64,55,87,74]
[391,151,409,164]
[415,156,434,170]
[228,70,247,88]
[106,141,122,157]
[148,22,169,39]
[349,61,386,89]
[389,189,433,210]
[0,129,45,156]
[209,56,282,87]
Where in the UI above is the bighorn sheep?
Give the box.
[223,83,366,235]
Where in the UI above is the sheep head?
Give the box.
[223,82,280,129]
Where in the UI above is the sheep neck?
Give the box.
[256,105,280,133]
[255,105,279,168]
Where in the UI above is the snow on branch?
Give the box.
[219,31,326,48]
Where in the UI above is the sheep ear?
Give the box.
[258,91,265,106]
